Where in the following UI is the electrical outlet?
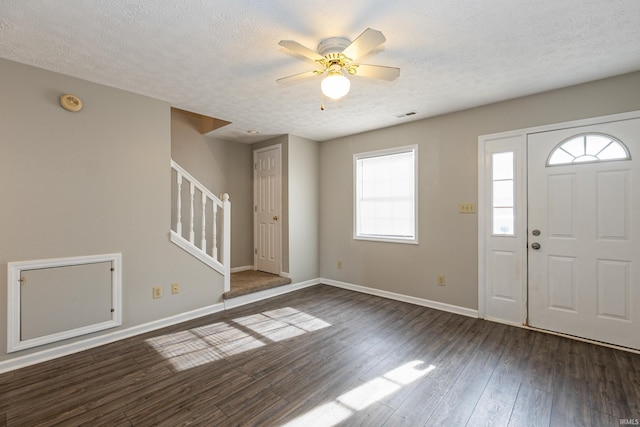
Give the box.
[458,203,476,214]
[438,275,446,286]
[152,286,162,299]
[338,260,343,269]
[171,283,180,294]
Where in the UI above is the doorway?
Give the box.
[253,145,282,275]
[479,111,640,350]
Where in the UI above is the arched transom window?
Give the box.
[547,133,631,166]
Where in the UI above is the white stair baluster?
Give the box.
[201,193,207,251]
[176,172,183,236]
[189,183,195,244]
[212,203,218,260]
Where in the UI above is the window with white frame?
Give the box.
[547,133,630,166]
[354,145,418,243]
[491,151,515,236]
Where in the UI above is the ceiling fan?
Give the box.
[277,28,400,105]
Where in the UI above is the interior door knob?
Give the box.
[531,242,541,250]
[273,215,279,221]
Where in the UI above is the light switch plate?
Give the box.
[458,203,476,213]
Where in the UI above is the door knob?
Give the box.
[273,215,279,221]
[531,242,541,250]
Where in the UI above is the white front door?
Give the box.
[254,145,281,275]
[527,118,640,349]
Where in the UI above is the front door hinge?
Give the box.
[254,248,257,255]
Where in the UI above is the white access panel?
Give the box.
[7,253,122,352]
[21,262,112,341]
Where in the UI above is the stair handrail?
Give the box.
[170,160,231,292]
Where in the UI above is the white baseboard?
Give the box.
[230,265,254,273]
[224,279,319,310]
[0,302,225,374]
[279,271,291,279]
[320,278,479,318]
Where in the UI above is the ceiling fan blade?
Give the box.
[341,28,386,62]
[352,64,400,81]
[278,40,324,62]
[276,69,322,84]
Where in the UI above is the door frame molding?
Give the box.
[253,144,282,274]
[478,109,640,324]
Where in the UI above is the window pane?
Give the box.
[493,208,514,235]
[360,196,414,237]
[547,134,630,165]
[492,151,515,236]
[574,154,598,163]
[585,135,612,156]
[493,180,513,207]
[492,152,513,180]
[562,136,586,157]
[355,148,416,241]
[599,142,628,160]
[548,149,574,165]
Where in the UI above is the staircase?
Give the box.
[170,160,231,292]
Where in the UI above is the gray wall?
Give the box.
[288,135,320,282]
[171,110,253,268]
[319,71,640,310]
[0,59,225,361]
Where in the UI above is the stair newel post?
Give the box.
[201,193,207,251]
[189,182,195,244]
[222,193,231,292]
[176,171,183,236]
[212,203,218,260]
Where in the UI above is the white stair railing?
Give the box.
[170,160,231,292]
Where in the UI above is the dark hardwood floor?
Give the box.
[1,285,639,426]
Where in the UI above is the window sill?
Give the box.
[354,235,419,245]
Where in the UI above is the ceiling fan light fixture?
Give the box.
[321,69,350,100]
[278,28,399,105]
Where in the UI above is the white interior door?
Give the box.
[254,145,281,274]
[527,118,640,350]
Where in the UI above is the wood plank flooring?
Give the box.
[1,284,639,426]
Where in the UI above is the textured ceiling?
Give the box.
[1,1,639,143]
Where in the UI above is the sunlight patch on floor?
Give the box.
[282,360,435,427]
[234,308,331,342]
[145,307,331,371]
